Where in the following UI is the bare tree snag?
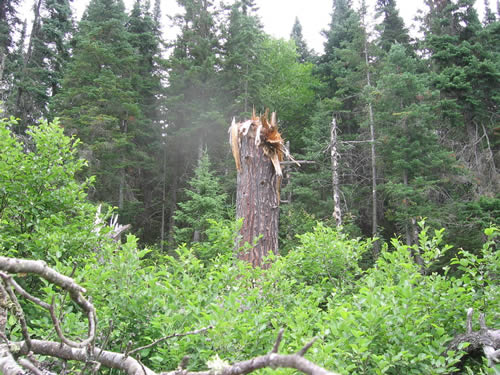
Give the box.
[330,116,342,227]
[229,110,288,268]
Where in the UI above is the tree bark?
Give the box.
[363,33,379,257]
[236,129,279,268]
[231,113,283,268]
[330,116,342,227]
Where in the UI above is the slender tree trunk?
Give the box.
[244,64,249,114]
[0,49,5,111]
[167,171,178,247]
[402,168,412,246]
[364,31,379,256]
[160,143,167,252]
[118,118,128,210]
[330,116,342,227]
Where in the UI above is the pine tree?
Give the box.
[290,17,311,63]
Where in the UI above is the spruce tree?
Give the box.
[375,0,411,53]
[12,0,73,128]
[483,0,497,24]
[173,153,227,244]
[376,44,453,245]
[53,0,143,223]
[165,0,224,243]
[0,0,20,108]
[423,0,499,194]
[125,0,165,242]
[220,0,264,117]
[297,0,369,232]
[290,17,311,63]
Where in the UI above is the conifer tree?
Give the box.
[220,0,264,117]
[483,0,497,24]
[297,0,369,232]
[165,0,224,243]
[375,44,453,245]
[12,0,73,128]
[423,0,499,194]
[174,153,227,244]
[290,17,312,63]
[375,0,411,53]
[0,0,20,108]
[125,0,165,242]
[53,0,143,223]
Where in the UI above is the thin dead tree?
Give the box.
[330,116,342,227]
[364,30,378,257]
[0,256,339,375]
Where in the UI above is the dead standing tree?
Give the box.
[229,110,291,268]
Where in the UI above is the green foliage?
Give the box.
[74,222,497,374]
[0,116,96,261]
[290,17,312,63]
[174,153,229,245]
[9,0,74,128]
[280,222,370,293]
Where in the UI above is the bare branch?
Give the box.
[1,257,339,375]
[271,328,284,353]
[1,276,32,350]
[448,309,500,372]
[466,307,473,334]
[15,339,156,375]
[297,337,318,357]
[0,343,26,375]
[0,257,96,348]
[19,358,50,375]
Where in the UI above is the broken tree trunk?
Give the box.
[229,110,288,268]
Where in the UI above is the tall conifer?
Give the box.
[53,0,142,222]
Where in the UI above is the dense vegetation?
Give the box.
[0,0,499,373]
[0,117,498,373]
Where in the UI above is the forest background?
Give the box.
[0,0,499,373]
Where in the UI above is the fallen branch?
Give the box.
[0,257,339,375]
[448,308,500,369]
[0,258,96,348]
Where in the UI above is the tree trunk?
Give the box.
[160,143,167,252]
[364,34,379,257]
[0,49,5,112]
[231,112,283,268]
[330,116,342,227]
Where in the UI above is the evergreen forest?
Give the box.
[0,0,499,374]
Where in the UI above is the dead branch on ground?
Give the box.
[0,257,338,375]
